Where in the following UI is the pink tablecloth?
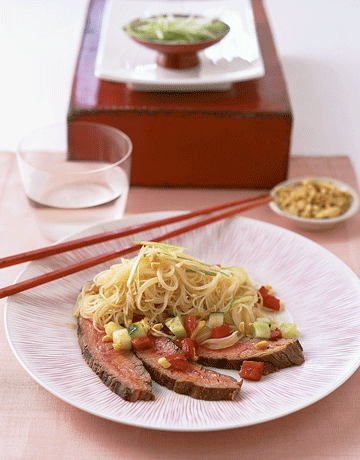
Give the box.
[1,153,360,460]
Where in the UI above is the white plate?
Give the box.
[5,212,360,431]
[95,0,265,91]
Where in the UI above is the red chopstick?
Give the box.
[0,193,270,269]
[0,194,271,299]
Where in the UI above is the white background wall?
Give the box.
[1,0,359,184]
[264,0,360,182]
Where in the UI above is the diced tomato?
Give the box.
[166,353,188,371]
[259,286,281,311]
[239,361,265,381]
[263,294,281,311]
[259,286,269,299]
[184,315,197,336]
[131,336,152,351]
[181,337,196,359]
[211,324,230,339]
[270,328,282,340]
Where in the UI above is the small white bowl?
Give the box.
[269,177,360,231]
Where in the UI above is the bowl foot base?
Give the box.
[156,52,200,69]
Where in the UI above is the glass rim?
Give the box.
[17,122,133,175]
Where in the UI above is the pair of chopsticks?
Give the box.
[0,193,271,299]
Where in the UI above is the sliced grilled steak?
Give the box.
[196,338,305,375]
[77,317,154,402]
[134,335,242,401]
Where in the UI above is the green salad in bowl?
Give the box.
[124,14,230,44]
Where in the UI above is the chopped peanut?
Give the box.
[139,318,151,333]
[273,178,352,219]
[190,320,206,339]
[263,284,274,295]
[255,340,268,350]
[158,357,171,368]
[102,335,113,342]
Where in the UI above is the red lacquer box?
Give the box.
[67,0,292,189]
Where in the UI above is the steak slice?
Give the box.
[77,317,154,402]
[134,335,242,401]
[196,338,305,375]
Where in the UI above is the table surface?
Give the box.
[1,154,360,460]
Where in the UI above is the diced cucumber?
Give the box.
[251,321,271,339]
[104,321,122,338]
[207,312,224,328]
[165,315,187,339]
[279,322,299,339]
[127,321,147,339]
[166,307,176,318]
[112,328,132,350]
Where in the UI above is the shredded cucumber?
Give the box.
[124,15,229,44]
[133,241,187,251]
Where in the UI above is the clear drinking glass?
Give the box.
[17,122,132,241]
